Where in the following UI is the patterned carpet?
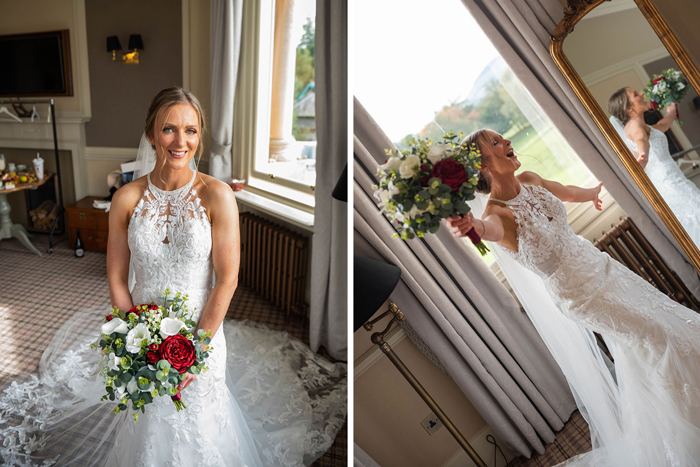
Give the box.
[0,234,346,466]
[507,411,592,467]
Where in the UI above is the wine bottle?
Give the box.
[75,229,85,258]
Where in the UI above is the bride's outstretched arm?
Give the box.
[520,171,603,211]
[107,182,142,311]
[627,120,650,169]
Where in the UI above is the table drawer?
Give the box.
[65,209,98,230]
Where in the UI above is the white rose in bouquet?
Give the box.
[101,318,129,335]
[409,204,427,219]
[126,323,151,353]
[160,317,186,339]
[399,154,421,178]
[378,156,402,173]
[427,143,447,165]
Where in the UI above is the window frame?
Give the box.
[233,0,315,213]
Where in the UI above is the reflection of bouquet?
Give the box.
[95,290,212,420]
[643,68,687,123]
[373,132,489,255]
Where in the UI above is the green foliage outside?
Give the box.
[293,17,315,142]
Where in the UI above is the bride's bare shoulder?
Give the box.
[110,177,148,218]
[194,173,238,218]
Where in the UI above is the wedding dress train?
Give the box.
[0,171,347,467]
[491,184,700,466]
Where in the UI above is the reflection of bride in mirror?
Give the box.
[608,87,700,244]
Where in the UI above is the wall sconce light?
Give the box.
[106,36,122,61]
[123,34,144,65]
[106,34,143,65]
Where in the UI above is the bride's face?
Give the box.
[151,104,200,171]
[626,88,650,114]
[480,130,520,176]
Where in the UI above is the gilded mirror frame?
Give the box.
[550,0,700,273]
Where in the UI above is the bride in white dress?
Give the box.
[0,88,346,466]
[607,87,700,246]
[446,129,700,466]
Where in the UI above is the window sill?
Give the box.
[234,190,315,231]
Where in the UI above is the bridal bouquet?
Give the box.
[373,132,489,255]
[643,68,687,123]
[96,290,212,421]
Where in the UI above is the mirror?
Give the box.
[550,0,700,273]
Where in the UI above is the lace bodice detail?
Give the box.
[128,171,212,319]
[494,184,578,277]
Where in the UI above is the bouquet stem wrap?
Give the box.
[171,392,186,411]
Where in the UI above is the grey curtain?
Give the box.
[354,97,577,457]
[209,0,242,182]
[458,0,700,296]
[310,0,348,360]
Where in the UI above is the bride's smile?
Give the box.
[150,103,200,175]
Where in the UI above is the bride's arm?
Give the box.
[626,120,650,169]
[107,183,141,311]
[180,181,239,392]
[651,102,678,133]
[193,181,240,341]
[445,211,505,242]
[520,171,603,211]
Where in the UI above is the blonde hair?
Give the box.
[608,87,632,125]
[461,129,492,194]
[145,87,207,178]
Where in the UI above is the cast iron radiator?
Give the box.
[594,216,700,312]
[239,212,309,316]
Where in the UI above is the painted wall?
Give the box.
[354,303,517,467]
[84,0,182,149]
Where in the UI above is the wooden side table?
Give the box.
[0,175,52,256]
[65,197,110,252]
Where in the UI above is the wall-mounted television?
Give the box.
[0,29,73,97]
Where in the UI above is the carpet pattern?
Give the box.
[0,234,346,466]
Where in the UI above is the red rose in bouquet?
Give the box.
[146,343,161,363]
[432,159,468,191]
[160,334,196,373]
[650,101,658,110]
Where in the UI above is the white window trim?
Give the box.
[233,0,315,217]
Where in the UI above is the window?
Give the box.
[236,0,316,212]
[353,0,596,261]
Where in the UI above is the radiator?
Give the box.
[594,217,700,312]
[239,212,309,316]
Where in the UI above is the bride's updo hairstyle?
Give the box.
[608,87,632,125]
[145,86,207,172]
[460,129,492,194]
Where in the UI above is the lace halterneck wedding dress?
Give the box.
[626,126,700,246]
[0,171,346,467]
[491,183,700,466]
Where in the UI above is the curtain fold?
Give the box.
[310,0,348,360]
[354,97,577,456]
[459,0,700,296]
[209,0,243,182]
